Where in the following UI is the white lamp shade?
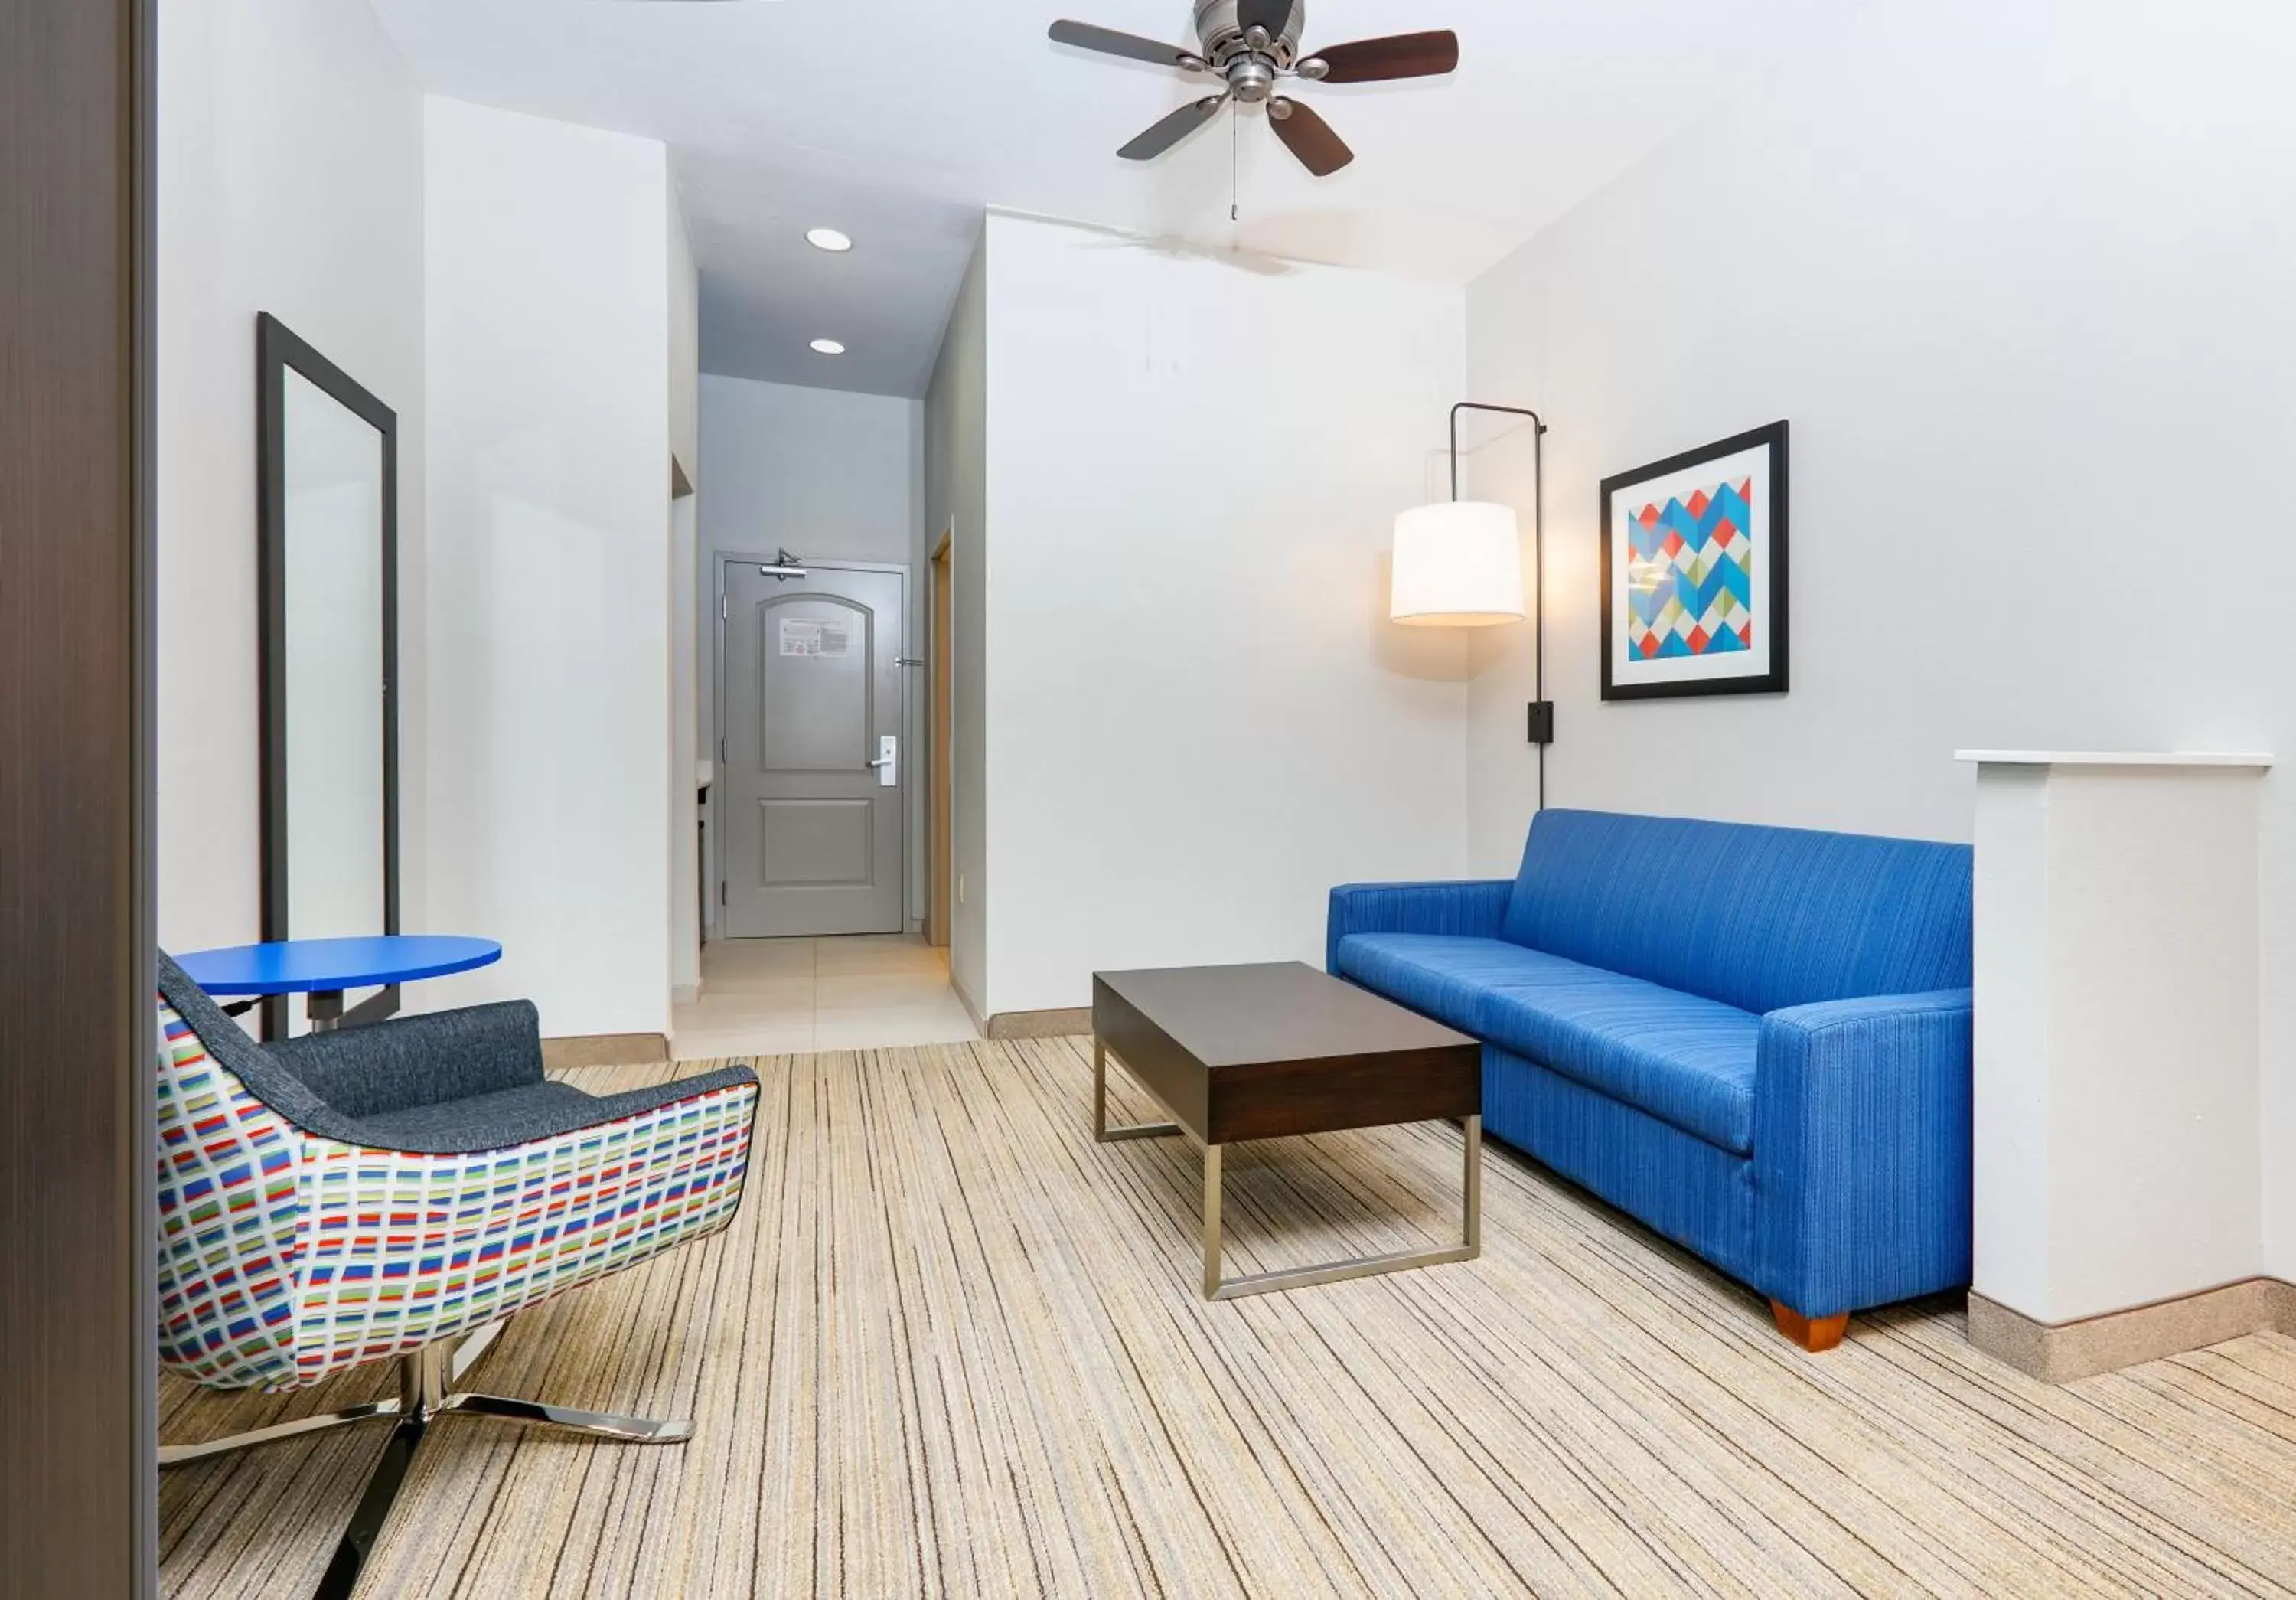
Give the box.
[1391,501,1525,626]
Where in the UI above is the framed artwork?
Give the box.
[1600,420,1789,700]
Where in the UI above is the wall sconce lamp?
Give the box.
[1391,400,1553,800]
[1391,402,1545,628]
[1390,500,1524,628]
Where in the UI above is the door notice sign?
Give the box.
[779,617,852,658]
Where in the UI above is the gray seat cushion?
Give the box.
[349,1080,596,1151]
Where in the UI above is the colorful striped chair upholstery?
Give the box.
[155,951,760,1592]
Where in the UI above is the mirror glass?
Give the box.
[282,367,388,942]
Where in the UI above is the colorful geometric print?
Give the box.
[154,998,759,1393]
[1625,478,1756,660]
[155,1004,307,1389]
[292,1082,755,1384]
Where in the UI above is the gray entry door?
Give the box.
[722,559,905,937]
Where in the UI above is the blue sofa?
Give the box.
[1328,808,1974,1348]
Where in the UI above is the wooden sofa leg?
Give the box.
[1772,1301,1850,1353]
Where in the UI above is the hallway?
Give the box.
[672,934,980,1058]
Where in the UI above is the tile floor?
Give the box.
[671,933,980,1057]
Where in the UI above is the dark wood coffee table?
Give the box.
[1091,962,1482,1301]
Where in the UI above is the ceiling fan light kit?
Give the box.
[1049,2,1459,175]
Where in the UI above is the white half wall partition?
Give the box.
[970,212,1470,1019]
[1965,752,2274,1377]
[420,96,677,1039]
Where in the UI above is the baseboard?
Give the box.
[944,974,1090,1041]
[1968,1278,2296,1383]
[984,1007,1094,1040]
[543,1033,671,1071]
[671,981,702,1005]
[950,975,986,1034]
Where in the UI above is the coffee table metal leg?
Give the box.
[1201,1115,1483,1302]
[1094,1037,1182,1143]
[1202,1144,1224,1297]
[1463,1112,1482,1252]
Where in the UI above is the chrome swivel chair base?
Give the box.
[161,1321,693,1600]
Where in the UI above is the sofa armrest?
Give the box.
[1326,880,1514,973]
[1753,988,1973,1319]
[266,1000,545,1117]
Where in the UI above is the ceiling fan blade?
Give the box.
[1268,98,1353,177]
[1305,30,1461,83]
[1049,20,1205,71]
[1234,0,1296,40]
[1119,96,1228,162]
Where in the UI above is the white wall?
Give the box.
[668,189,700,480]
[669,186,703,1001]
[977,213,1470,1015]
[1461,0,2296,1278]
[422,96,675,1037]
[158,0,425,954]
[696,374,928,930]
[925,237,988,1008]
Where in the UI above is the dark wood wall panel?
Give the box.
[0,2,155,1595]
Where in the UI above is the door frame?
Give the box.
[712,553,910,936]
[928,527,954,948]
[1,0,158,1590]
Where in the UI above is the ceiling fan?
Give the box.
[1049,2,1459,177]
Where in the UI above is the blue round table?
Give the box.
[178,935,502,1031]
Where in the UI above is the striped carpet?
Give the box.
[162,1040,2296,1598]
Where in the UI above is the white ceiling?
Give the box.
[369,0,1825,397]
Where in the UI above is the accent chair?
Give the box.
[155,952,759,1593]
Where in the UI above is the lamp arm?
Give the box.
[1446,401,1550,808]
[1449,402,1544,503]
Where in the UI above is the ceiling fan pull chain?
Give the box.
[1231,106,1241,222]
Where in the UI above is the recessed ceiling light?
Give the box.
[810,338,846,356]
[806,227,853,253]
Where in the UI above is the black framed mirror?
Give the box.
[257,313,400,1038]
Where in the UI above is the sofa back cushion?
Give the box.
[1500,809,1972,1017]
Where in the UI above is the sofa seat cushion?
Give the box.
[1332,932,1538,1038]
[1334,933,1762,1154]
